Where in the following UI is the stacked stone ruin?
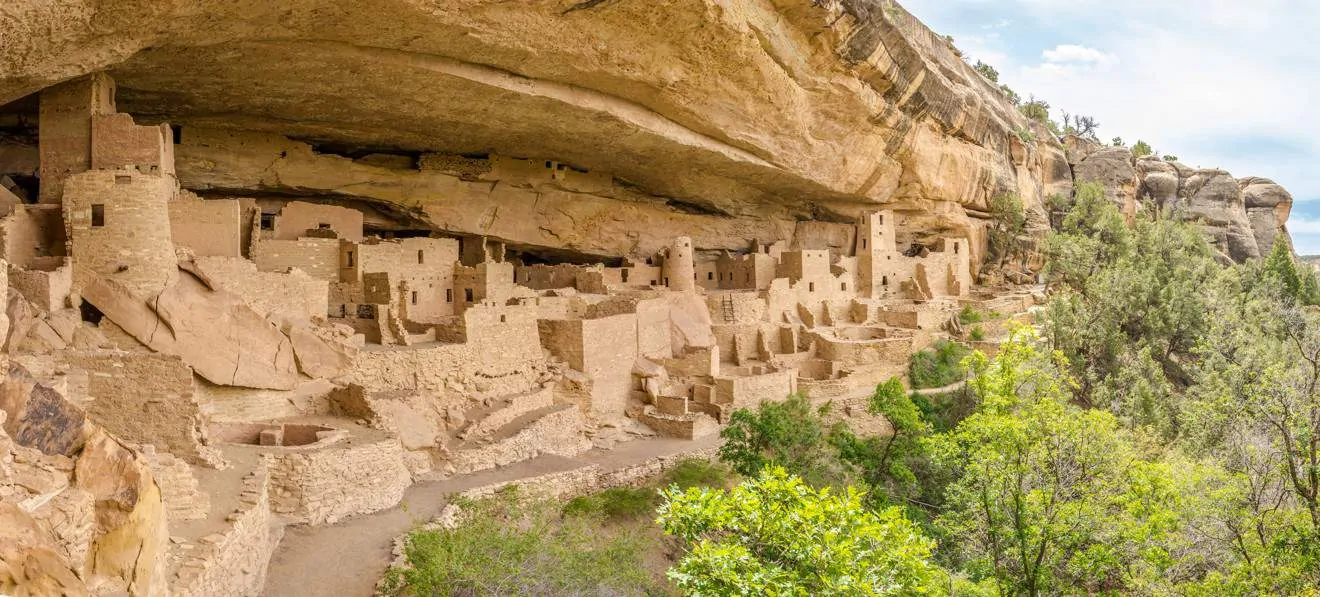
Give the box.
[0,73,1037,596]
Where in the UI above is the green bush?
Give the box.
[383,492,662,596]
[970,325,986,342]
[908,340,972,389]
[1132,140,1153,157]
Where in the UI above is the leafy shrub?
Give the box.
[908,340,972,389]
[1132,140,1153,157]
[717,393,850,488]
[970,325,986,342]
[1163,154,1179,162]
[658,468,944,595]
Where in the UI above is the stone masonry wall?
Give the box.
[267,436,411,524]
[171,460,273,597]
[170,195,242,258]
[61,351,214,465]
[8,261,71,312]
[273,201,363,243]
[251,237,341,281]
[192,256,328,323]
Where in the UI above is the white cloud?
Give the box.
[900,0,1320,201]
[1042,44,1117,66]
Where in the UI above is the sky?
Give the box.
[899,0,1320,252]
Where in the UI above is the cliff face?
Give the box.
[0,0,1288,264]
[0,0,1073,265]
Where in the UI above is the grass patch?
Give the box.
[563,486,658,521]
[384,460,733,596]
[969,325,986,342]
[382,492,666,596]
[661,458,734,490]
[958,305,1001,325]
[908,340,972,389]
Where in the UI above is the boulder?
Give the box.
[84,271,300,390]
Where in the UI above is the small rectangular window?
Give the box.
[621,269,629,283]
[500,315,507,323]
[809,282,815,292]
[318,223,331,230]
[345,250,355,267]
[862,239,867,249]
[446,289,453,302]
[841,282,847,291]
[417,249,425,264]
[411,291,418,305]
[465,288,474,302]
[90,204,105,227]
[260,213,275,230]
[114,175,131,185]
[707,272,714,280]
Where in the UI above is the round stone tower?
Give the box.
[664,236,695,292]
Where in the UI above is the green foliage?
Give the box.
[1000,84,1022,106]
[971,60,999,83]
[1112,136,1124,147]
[957,306,1000,325]
[1163,154,1179,162]
[932,331,1217,595]
[657,467,943,595]
[1043,181,1220,430]
[717,393,850,488]
[1019,97,1051,125]
[1132,139,1153,157]
[908,340,972,389]
[383,492,660,596]
[968,325,986,342]
[1262,239,1320,305]
[1014,125,1033,143]
[987,193,1028,266]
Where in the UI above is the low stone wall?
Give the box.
[267,435,412,524]
[141,447,210,521]
[447,405,591,476]
[171,461,273,597]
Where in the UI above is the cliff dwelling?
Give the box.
[0,0,1294,595]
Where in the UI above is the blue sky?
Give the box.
[900,0,1320,252]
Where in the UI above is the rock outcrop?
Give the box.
[0,365,170,597]
[1066,135,1292,262]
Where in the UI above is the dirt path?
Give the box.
[911,379,968,396]
[261,437,719,597]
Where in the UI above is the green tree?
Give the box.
[932,330,1200,595]
[1019,96,1051,125]
[1261,239,1319,305]
[830,377,934,508]
[1043,182,1219,427]
[657,467,945,595]
[972,60,999,83]
[717,393,849,488]
[987,193,1028,267]
[1132,140,1153,157]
